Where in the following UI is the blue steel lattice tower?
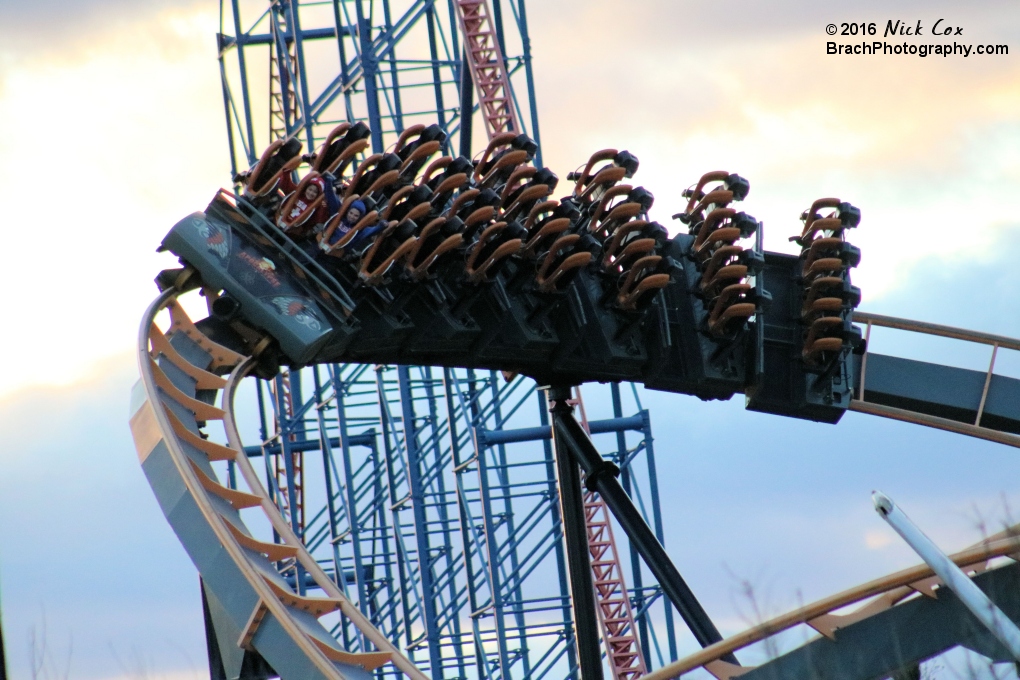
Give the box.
[215,2,678,678]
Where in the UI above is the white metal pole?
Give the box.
[872,490,1020,661]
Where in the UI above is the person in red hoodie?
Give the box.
[278,175,331,241]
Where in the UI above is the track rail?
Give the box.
[130,290,429,680]
[132,283,1020,680]
[642,532,1020,680]
[852,311,1020,449]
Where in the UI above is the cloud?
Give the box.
[0,5,226,396]
[0,0,208,57]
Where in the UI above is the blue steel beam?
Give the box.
[218,0,541,168]
[398,366,446,677]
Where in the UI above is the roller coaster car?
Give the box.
[802,315,862,364]
[790,197,863,368]
[792,199,861,246]
[406,216,465,281]
[311,122,371,177]
[347,153,402,199]
[160,198,334,364]
[241,138,303,197]
[393,123,447,180]
[359,220,419,285]
[473,133,537,188]
[533,233,599,293]
[568,149,639,206]
[464,220,526,283]
[382,184,434,224]
[802,277,862,320]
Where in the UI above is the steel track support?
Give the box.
[421,366,469,677]
[445,368,496,676]
[548,385,605,680]
[458,47,474,158]
[487,372,533,677]
[538,389,579,678]
[550,391,737,665]
[327,367,374,650]
[376,368,420,657]
[354,0,385,153]
[398,367,445,677]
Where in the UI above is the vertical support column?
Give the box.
[381,0,406,133]
[331,369,374,650]
[538,389,578,677]
[354,0,385,153]
[424,6,449,143]
[273,373,305,594]
[284,0,316,148]
[467,370,513,678]
[514,0,543,167]
[548,385,605,680]
[329,0,356,123]
[376,368,417,654]
[421,367,468,678]
[311,366,355,651]
[458,48,474,159]
[487,372,533,677]
[445,368,491,675]
[639,407,678,662]
[397,367,445,678]
[218,53,241,180]
[229,0,257,164]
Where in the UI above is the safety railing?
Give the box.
[852,311,1020,449]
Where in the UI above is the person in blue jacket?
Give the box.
[319,199,383,256]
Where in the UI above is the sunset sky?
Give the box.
[1,1,1019,678]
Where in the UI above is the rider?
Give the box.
[278,176,331,240]
[319,199,381,256]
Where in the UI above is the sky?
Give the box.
[1,0,1019,678]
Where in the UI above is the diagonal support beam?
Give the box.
[548,388,738,664]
